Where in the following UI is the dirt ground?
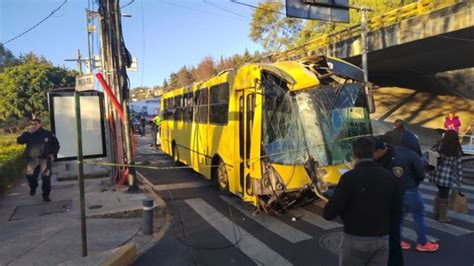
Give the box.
[370,86,474,150]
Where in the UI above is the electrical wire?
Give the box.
[120,0,135,9]
[2,0,68,45]
[140,0,145,87]
[203,0,251,19]
[162,1,247,21]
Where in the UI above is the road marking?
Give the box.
[421,193,474,210]
[220,196,312,243]
[185,198,293,266]
[155,181,208,191]
[402,227,439,242]
[419,183,474,198]
[405,216,472,236]
[288,208,342,230]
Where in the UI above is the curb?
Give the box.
[100,243,137,266]
[135,171,171,250]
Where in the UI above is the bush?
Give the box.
[0,140,25,189]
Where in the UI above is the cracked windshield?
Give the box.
[263,76,372,166]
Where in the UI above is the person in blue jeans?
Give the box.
[374,136,439,254]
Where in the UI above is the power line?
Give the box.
[2,0,68,45]
[121,0,135,9]
[140,0,145,87]
[230,0,286,16]
[203,0,250,19]
[163,1,247,21]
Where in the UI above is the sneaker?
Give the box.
[416,242,439,252]
[43,196,51,202]
[29,188,36,196]
[400,241,411,250]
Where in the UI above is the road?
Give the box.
[133,132,474,266]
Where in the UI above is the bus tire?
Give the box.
[216,160,229,193]
[172,143,180,166]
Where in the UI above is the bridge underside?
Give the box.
[345,27,474,84]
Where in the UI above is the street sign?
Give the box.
[286,0,349,23]
[75,74,95,91]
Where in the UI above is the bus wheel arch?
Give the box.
[212,155,228,192]
[172,141,180,165]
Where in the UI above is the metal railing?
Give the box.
[273,0,461,61]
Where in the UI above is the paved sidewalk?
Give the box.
[0,127,167,266]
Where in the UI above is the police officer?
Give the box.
[152,114,161,147]
[373,136,439,258]
[17,119,60,202]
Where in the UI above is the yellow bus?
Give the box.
[161,56,374,211]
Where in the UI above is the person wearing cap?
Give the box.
[371,136,404,266]
[373,136,439,253]
[323,137,402,266]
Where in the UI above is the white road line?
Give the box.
[424,203,474,224]
[419,183,474,198]
[421,193,474,209]
[405,216,472,236]
[185,198,293,266]
[219,196,312,243]
[288,208,342,230]
[155,181,208,191]
[402,227,439,242]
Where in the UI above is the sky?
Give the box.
[0,0,263,89]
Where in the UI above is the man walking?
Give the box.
[17,119,60,202]
[374,136,439,253]
[323,137,402,266]
[383,119,422,156]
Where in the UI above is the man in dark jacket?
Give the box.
[17,119,60,202]
[374,137,439,253]
[383,119,422,156]
[323,137,402,266]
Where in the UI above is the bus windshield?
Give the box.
[296,83,372,165]
[263,80,372,166]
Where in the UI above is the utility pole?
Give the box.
[65,49,86,76]
[98,0,138,192]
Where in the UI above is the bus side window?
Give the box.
[174,95,184,121]
[210,83,229,125]
[194,88,208,123]
[184,92,193,122]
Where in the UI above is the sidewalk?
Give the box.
[0,127,167,266]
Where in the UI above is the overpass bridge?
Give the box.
[271,0,474,84]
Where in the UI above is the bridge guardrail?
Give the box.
[274,0,461,61]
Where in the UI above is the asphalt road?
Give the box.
[133,137,474,266]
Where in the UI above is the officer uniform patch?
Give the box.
[393,166,404,177]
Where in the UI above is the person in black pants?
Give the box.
[17,119,60,202]
[323,137,403,266]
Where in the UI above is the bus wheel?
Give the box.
[216,161,229,192]
[172,144,180,165]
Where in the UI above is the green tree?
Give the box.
[0,44,19,72]
[251,0,417,50]
[249,0,302,52]
[0,53,76,120]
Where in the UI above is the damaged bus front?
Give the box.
[252,56,373,212]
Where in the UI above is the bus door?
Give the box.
[237,90,257,202]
